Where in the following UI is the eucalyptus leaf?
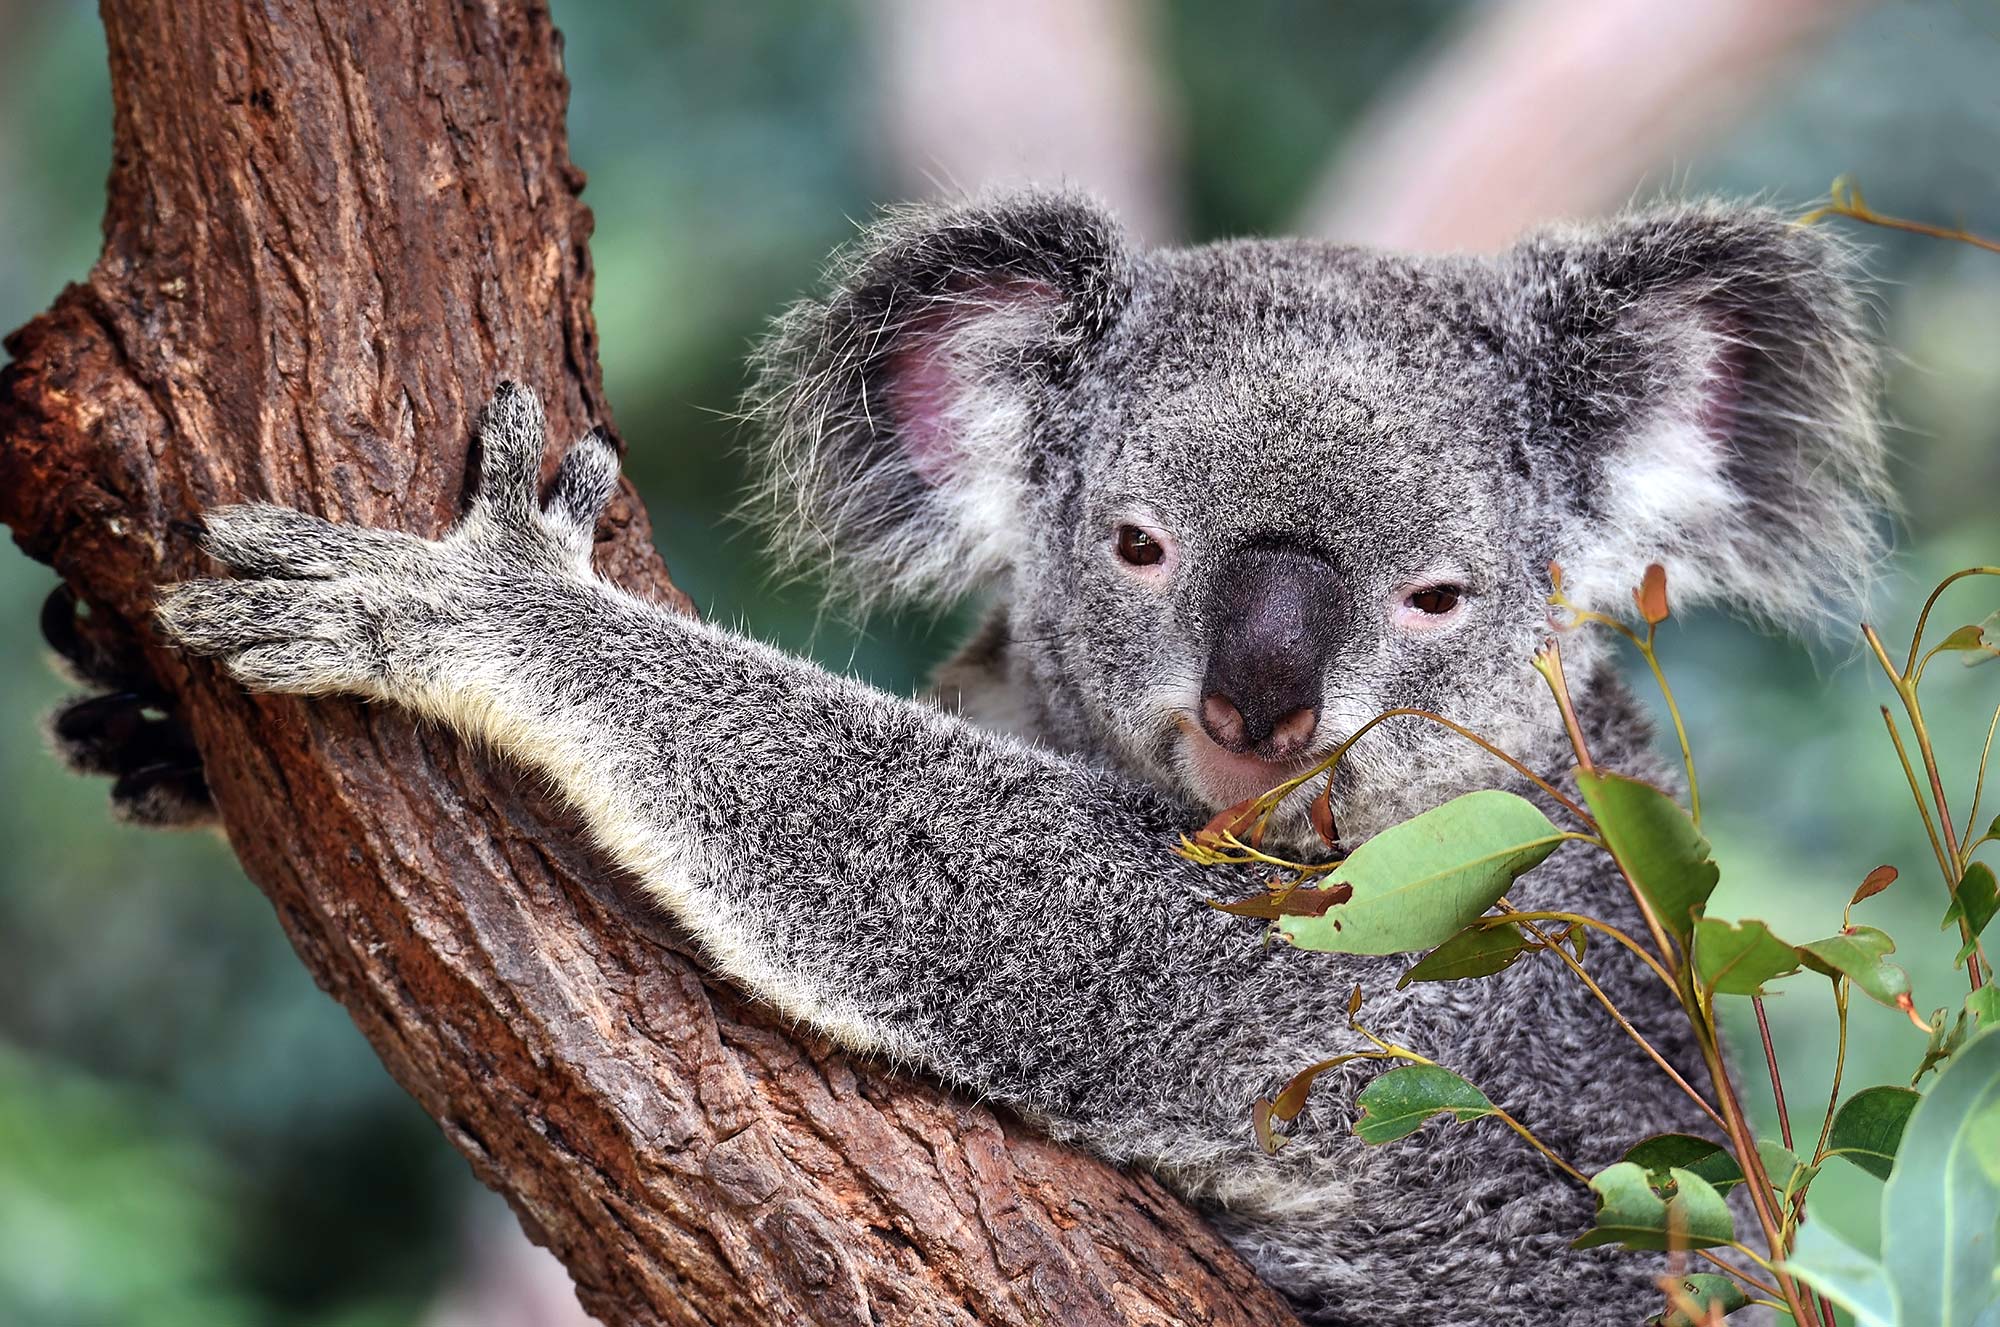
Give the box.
[1576,771,1717,941]
[1824,1085,1920,1180]
[1958,610,2000,667]
[1943,863,1998,961]
[1277,791,1565,956]
[1915,1007,1970,1086]
[1571,1162,1735,1252]
[1656,1273,1751,1326]
[1351,1065,1496,1144]
[1758,1138,1819,1206]
[1693,917,1800,995]
[1880,1027,2000,1326]
[1785,1218,1896,1327]
[1622,1132,1745,1196]
[1798,927,1914,1009]
[1397,921,1534,987]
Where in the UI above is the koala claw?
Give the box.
[41,584,218,827]
[108,760,214,829]
[157,383,621,704]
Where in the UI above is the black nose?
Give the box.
[1198,544,1343,759]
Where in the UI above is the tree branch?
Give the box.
[0,2,1296,1323]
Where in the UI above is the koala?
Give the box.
[145,193,1885,1325]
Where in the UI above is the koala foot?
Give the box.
[41,583,215,828]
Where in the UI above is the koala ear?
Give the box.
[745,191,1130,609]
[1502,204,1890,628]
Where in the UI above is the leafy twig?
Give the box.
[1800,176,2000,256]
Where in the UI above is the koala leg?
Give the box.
[41,584,214,827]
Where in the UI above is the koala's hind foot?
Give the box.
[41,583,214,827]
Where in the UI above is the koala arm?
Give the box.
[157,387,1382,1127]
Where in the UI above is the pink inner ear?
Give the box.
[883,278,1059,486]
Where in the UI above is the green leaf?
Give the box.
[1277,791,1565,956]
[1351,1065,1496,1144]
[1656,1274,1751,1326]
[1824,1085,1920,1180]
[1576,771,1718,942]
[1880,1026,2000,1326]
[1943,863,1999,963]
[1938,624,1990,652]
[1622,1133,1745,1196]
[1692,917,1800,995]
[1758,1139,1820,1206]
[1397,922,1534,987]
[1956,610,2000,667]
[1572,1162,1735,1252]
[1968,986,2000,1029]
[1785,1218,1896,1327]
[1798,927,1913,1009]
[1915,1007,1971,1086]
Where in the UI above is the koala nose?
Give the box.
[1198,543,1342,759]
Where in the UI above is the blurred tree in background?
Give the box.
[2,1,1997,1322]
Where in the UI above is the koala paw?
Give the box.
[156,382,621,705]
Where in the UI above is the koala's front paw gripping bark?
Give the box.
[155,383,621,704]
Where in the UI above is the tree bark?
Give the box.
[0,3,1298,1325]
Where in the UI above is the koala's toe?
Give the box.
[201,503,422,580]
[474,381,550,521]
[546,427,620,542]
[156,579,363,656]
[47,690,203,774]
[41,584,153,691]
[222,639,375,695]
[110,761,215,829]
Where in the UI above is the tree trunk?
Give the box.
[0,3,1298,1324]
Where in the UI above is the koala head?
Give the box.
[747,193,1886,842]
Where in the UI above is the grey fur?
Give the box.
[155,193,1885,1325]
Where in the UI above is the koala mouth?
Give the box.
[1176,716,1322,813]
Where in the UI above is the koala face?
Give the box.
[1028,246,1560,828]
[749,195,1884,842]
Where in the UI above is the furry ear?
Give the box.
[1501,203,1889,628]
[745,191,1129,609]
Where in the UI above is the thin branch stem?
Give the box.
[1508,913,1726,1131]
[1533,641,1679,971]
[1694,1249,1780,1300]
[1694,1019,1818,1325]
[1801,183,2000,256]
[1878,705,1957,899]
[1963,703,2000,852]
[1548,594,1702,826]
[1810,982,1851,1168]
[1262,706,1598,830]
[1899,566,2000,677]
[1484,909,1676,992]
[1868,620,1985,992]
[1638,633,1701,828]
[1752,996,1794,1151]
[1488,1106,1590,1186]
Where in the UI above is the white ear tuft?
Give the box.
[1508,202,1890,632]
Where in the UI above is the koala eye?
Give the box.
[1405,585,1463,616]
[1115,525,1166,568]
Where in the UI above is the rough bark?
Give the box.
[0,3,1298,1325]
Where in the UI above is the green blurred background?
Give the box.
[2,2,1998,1323]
